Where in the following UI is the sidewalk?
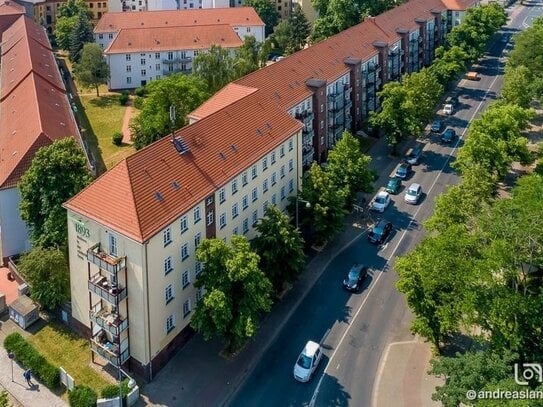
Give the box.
[0,320,66,407]
[140,134,422,406]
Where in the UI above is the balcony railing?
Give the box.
[88,274,127,304]
[344,99,353,110]
[90,330,130,367]
[87,243,126,274]
[162,56,191,64]
[90,303,128,336]
[163,68,191,76]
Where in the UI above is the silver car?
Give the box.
[404,183,422,204]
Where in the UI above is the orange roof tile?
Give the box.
[188,83,258,121]
[0,0,25,36]
[0,16,82,189]
[94,7,264,33]
[440,0,478,11]
[65,92,303,242]
[105,24,243,54]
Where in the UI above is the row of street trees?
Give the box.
[396,16,543,406]
[370,3,507,150]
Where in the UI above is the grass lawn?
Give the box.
[27,321,114,394]
[78,95,135,171]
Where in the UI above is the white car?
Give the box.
[371,190,391,212]
[404,183,422,204]
[294,341,323,382]
[443,104,454,115]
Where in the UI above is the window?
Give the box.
[206,196,214,206]
[219,188,225,204]
[252,210,258,226]
[242,171,248,186]
[166,314,175,333]
[164,256,173,275]
[263,179,268,193]
[193,206,201,223]
[108,234,117,256]
[183,299,191,317]
[243,218,249,233]
[232,179,238,195]
[280,166,285,179]
[195,261,202,276]
[280,145,285,157]
[289,179,294,192]
[182,270,190,288]
[126,65,131,72]
[165,284,174,304]
[233,227,239,235]
[127,77,132,84]
[271,172,277,186]
[140,58,146,65]
[168,51,174,60]
[320,104,324,113]
[281,186,286,200]
[181,243,189,260]
[320,120,324,129]
[155,63,160,71]
[194,233,201,249]
[109,33,114,39]
[196,287,204,303]
[141,69,146,76]
[163,227,172,246]
[263,201,269,212]
[99,33,103,39]
[242,195,248,210]
[288,139,294,151]
[271,152,276,164]
[272,194,277,205]
[252,187,258,202]
[155,52,160,59]
[232,203,239,219]
[180,215,188,234]
[252,165,257,179]
[289,159,294,172]
[219,213,226,229]
[206,210,214,226]
[262,157,268,171]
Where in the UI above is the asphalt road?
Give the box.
[230,3,542,406]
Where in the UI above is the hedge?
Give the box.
[3,332,60,388]
[101,379,129,399]
[69,385,97,407]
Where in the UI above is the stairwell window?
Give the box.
[108,233,117,257]
[206,210,214,226]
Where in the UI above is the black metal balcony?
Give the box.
[87,243,126,274]
[90,330,130,367]
[89,304,128,337]
[88,274,127,304]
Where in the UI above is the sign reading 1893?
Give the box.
[73,219,90,238]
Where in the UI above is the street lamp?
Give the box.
[8,352,14,382]
[295,197,311,229]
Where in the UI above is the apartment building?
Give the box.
[291,0,316,23]
[64,0,478,381]
[0,1,89,262]
[93,8,265,89]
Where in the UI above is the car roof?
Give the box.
[303,341,320,357]
[408,183,421,190]
[377,190,389,197]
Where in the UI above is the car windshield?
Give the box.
[297,354,312,369]
[407,188,417,196]
[398,166,406,173]
[372,227,383,236]
[348,270,360,281]
[375,196,386,204]
[388,180,397,187]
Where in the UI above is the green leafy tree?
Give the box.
[0,391,10,407]
[244,0,279,36]
[54,16,78,51]
[310,0,359,41]
[73,43,109,97]
[253,206,305,293]
[18,248,70,309]
[234,35,261,77]
[501,65,534,108]
[403,68,444,124]
[68,11,94,62]
[326,131,373,206]
[298,162,347,245]
[18,138,91,248]
[258,37,275,67]
[273,5,311,55]
[192,44,236,94]
[58,0,92,18]
[429,45,468,86]
[192,236,273,351]
[129,74,208,149]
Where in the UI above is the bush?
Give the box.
[535,158,543,175]
[135,86,146,97]
[118,93,129,106]
[133,96,144,110]
[112,132,123,146]
[101,379,130,402]
[69,385,97,407]
[3,332,60,389]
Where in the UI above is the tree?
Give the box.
[129,74,208,149]
[0,391,10,407]
[58,0,92,19]
[244,0,279,36]
[501,65,534,108]
[18,138,92,248]
[272,5,311,55]
[234,35,261,77]
[297,162,347,245]
[192,44,236,94]
[403,68,444,124]
[18,247,70,309]
[191,236,273,351]
[68,11,94,62]
[429,45,468,86]
[326,131,373,206]
[253,206,305,293]
[73,43,109,97]
[54,16,78,51]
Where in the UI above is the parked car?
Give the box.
[371,191,391,212]
[293,341,323,382]
[405,144,424,165]
[430,120,444,134]
[443,103,454,115]
[404,183,422,204]
[466,71,480,81]
[385,177,402,194]
[441,128,456,143]
[395,163,412,180]
[368,220,393,244]
[446,96,459,107]
[343,264,368,292]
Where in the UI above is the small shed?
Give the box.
[9,295,39,329]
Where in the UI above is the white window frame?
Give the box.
[163,227,172,246]
[182,270,190,288]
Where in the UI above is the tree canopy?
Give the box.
[67,11,94,62]
[244,0,279,36]
[73,43,109,97]
[18,138,91,249]
[192,44,236,94]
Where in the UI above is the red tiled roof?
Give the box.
[441,0,478,11]
[105,24,243,54]
[188,83,258,121]
[65,92,303,242]
[94,7,264,33]
[0,0,24,36]
[0,16,81,189]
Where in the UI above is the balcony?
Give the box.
[90,303,128,336]
[375,64,382,73]
[163,68,191,76]
[88,274,127,304]
[163,58,181,64]
[90,330,130,367]
[302,151,314,167]
[87,243,126,274]
[302,130,313,145]
[344,99,353,110]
